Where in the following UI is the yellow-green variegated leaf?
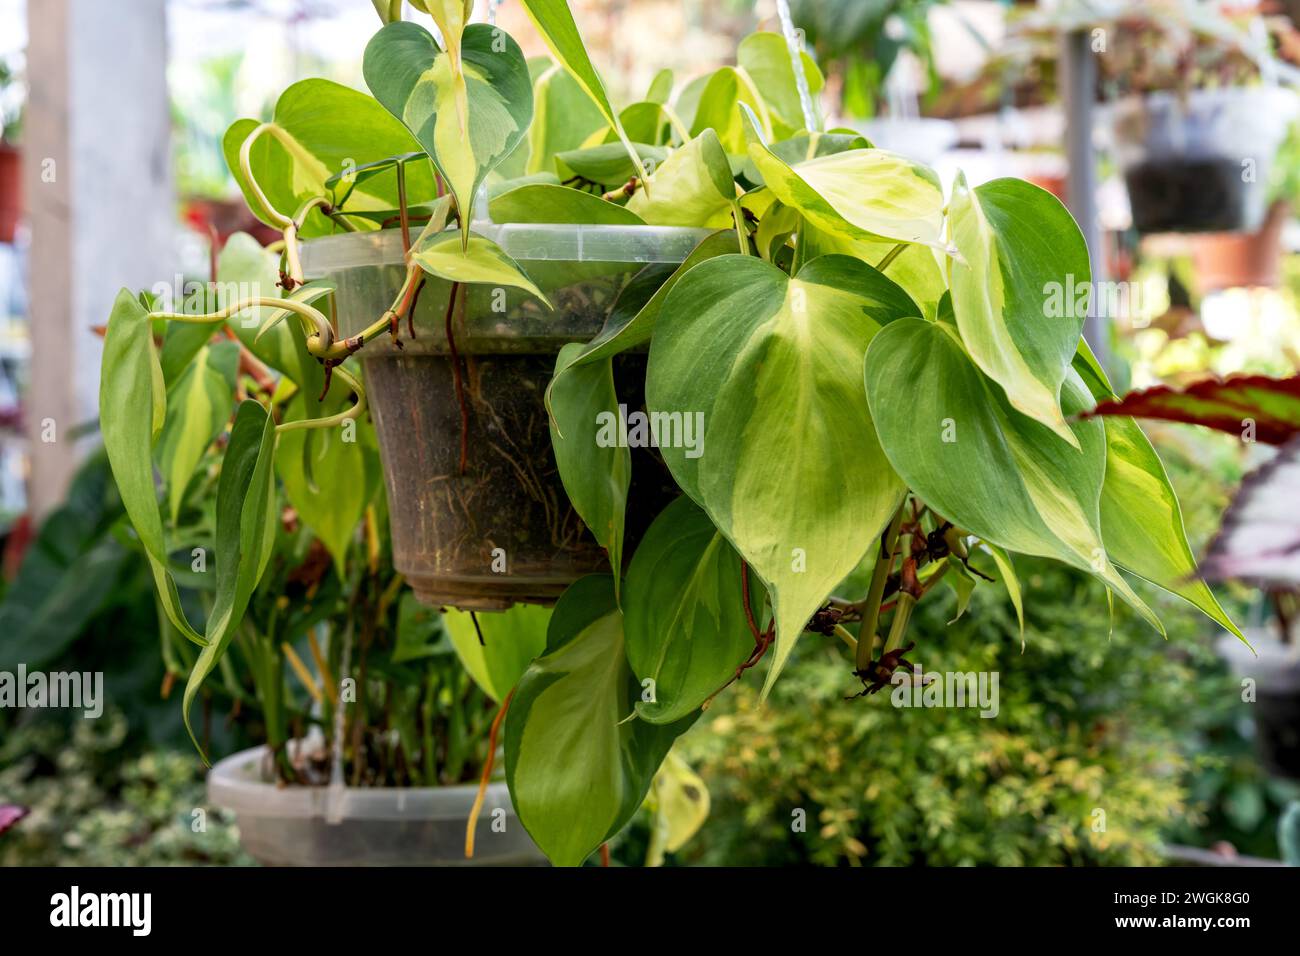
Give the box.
[364,21,533,243]
[948,174,1089,447]
[864,318,1162,632]
[504,576,695,866]
[516,0,649,190]
[489,182,645,225]
[1072,350,1244,640]
[444,603,551,702]
[222,79,435,237]
[625,130,736,228]
[741,104,945,249]
[736,32,824,138]
[690,67,773,155]
[421,0,475,136]
[647,254,917,696]
[803,223,946,320]
[410,230,552,307]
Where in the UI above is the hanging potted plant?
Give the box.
[98,0,1243,866]
[0,59,23,244]
[1190,122,1300,292]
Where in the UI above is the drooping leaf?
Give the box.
[157,341,239,523]
[444,603,551,701]
[645,750,710,866]
[183,400,278,761]
[516,0,649,189]
[1071,356,1243,638]
[944,558,977,624]
[736,32,824,138]
[1201,435,1300,585]
[623,496,762,724]
[1083,373,1300,444]
[364,20,533,242]
[100,289,205,646]
[489,182,645,225]
[223,79,435,236]
[864,318,1161,631]
[980,542,1025,645]
[647,254,917,696]
[548,344,630,591]
[625,130,737,228]
[504,576,695,866]
[409,230,552,305]
[741,105,945,249]
[947,175,1089,447]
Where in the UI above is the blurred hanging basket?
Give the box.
[1191,199,1290,293]
[1108,87,1298,235]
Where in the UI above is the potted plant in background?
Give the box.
[0,58,22,244]
[97,0,1244,867]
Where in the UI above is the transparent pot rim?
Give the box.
[300,222,716,278]
[207,744,511,821]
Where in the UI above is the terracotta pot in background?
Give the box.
[0,144,20,244]
[1191,199,1290,294]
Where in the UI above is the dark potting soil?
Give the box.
[1125,157,1256,234]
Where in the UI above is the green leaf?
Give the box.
[690,67,773,155]
[420,0,475,139]
[741,104,945,249]
[276,393,375,576]
[409,230,552,305]
[364,21,533,242]
[548,345,630,592]
[515,0,649,189]
[505,576,695,866]
[948,175,1089,447]
[944,558,977,624]
[157,341,238,524]
[736,32,824,138]
[864,318,1161,631]
[1072,355,1243,639]
[444,604,551,702]
[488,182,645,225]
[556,142,669,187]
[100,289,205,646]
[526,60,608,175]
[647,254,917,696]
[546,231,739,399]
[625,130,736,228]
[183,399,278,761]
[803,224,946,320]
[223,79,435,236]
[646,68,674,105]
[623,496,761,723]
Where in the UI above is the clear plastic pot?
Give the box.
[301,224,708,610]
[208,745,544,866]
[1107,87,1299,234]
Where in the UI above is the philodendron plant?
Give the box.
[99,0,1241,866]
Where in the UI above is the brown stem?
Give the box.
[464,687,515,859]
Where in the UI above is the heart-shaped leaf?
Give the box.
[505,575,695,866]
[947,175,1089,447]
[223,79,435,237]
[741,104,945,249]
[647,254,917,695]
[489,182,644,225]
[623,495,763,724]
[625,130,737,228]
[410,230,551,305]
[864,318,1160,630]
[444,603,551,702]
[364,20,533,242]
[557,141,669,187]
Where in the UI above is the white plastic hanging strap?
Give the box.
[325,622,353,825]
[775,0,818,132]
